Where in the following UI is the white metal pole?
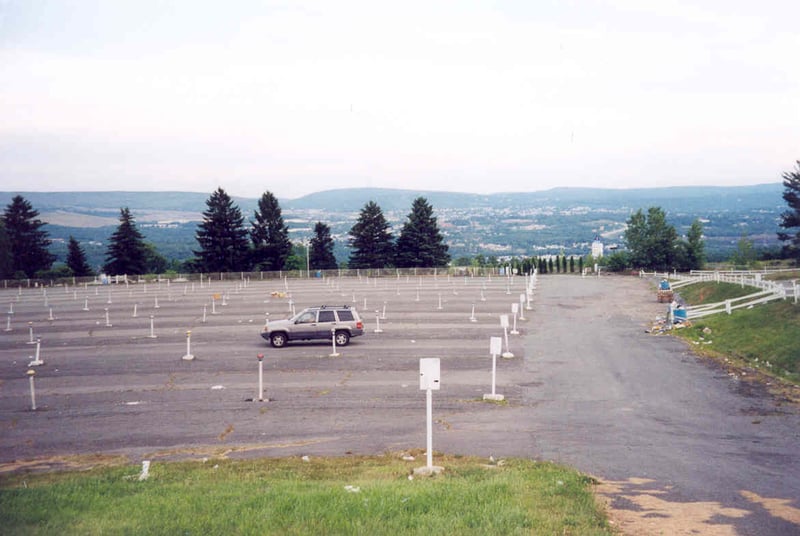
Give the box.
[426,388,433,469]
[28,370,36,410]
[257,354,264,401]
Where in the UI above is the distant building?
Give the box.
[591,236,604,258]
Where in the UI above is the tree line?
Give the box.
[2,161,800,279]
[0,189,451,278]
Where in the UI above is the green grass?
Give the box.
[676,281,759,304]
[674,282,800,383]
[0,455,610,535]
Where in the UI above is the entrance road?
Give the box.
[515,275,800,535]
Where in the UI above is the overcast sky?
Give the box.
[1,0,798,199]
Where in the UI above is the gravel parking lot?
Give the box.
[2,272,799,535]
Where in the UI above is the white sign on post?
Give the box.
[500,314,509,328]
[489,336,502,357]
[419,358,440,390]
[484,336,504,401]
[416,358,444,475]
[511,302,519,314]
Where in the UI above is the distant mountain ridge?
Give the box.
[1,183,784,219]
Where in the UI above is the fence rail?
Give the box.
[639,270,798,320]
[1,266,513,290]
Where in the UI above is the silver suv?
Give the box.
[261,305,364,348]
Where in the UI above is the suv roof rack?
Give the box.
[319,305,350,309]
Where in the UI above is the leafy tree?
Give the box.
[250,191,292,271]
[395,197,450,268]
[309,221,338,270]
[2,195,55,278]
[730,234,757,269]
[0,221,12,279]
[194,188,250,272]
[605,251,629,272]
[348,201,395,269]
[778,160,800,262]
[623,207,678,271]
[66,236,94,276]
[104,207,149,275]
[685,219,705,270]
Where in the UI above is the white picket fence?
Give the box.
[640,270,799,320]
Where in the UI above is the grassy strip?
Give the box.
[673,282,800,384]
[0,455,611,535]
[675,281,759,304]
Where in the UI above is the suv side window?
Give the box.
[336,310,354,321]
[318,310,336,322]
[296,311,317,324]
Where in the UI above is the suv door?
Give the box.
[292,310,318,340]
[316,309,337,338]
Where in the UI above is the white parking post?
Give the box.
[374,311,383,333]
[519,294,526,320]
[437,293,443,310]
[8,301,13,314]
[484,336,504,401]
[104,308,112,327]
[416,358,443,475]
[500,315,514,358]
[27,322,35,344]
[510,303,519,335]
[28,338,44,366]
[182,331,195,361]
[4,314,11,332]
[83,298,89,311]
[28,369,37,411]
[147,315,157,339]
[381,301,387,320]
[257,353,265,401]
[329,328,341,357]
[469,303,477,323]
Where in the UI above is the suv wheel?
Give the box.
[334,330,350,346]
[270,332,287,348]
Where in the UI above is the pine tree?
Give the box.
[104,207,148,275]
[0,221,12,279]
[250,191,292,271]
[395,197,450,268]
[194,188,250,272]
[309,221,338,270]
[67,236,94,276]
[348,201,395,269]
[778,160,800,262]
[2,195,55,278]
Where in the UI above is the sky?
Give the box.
[1,0,798,200]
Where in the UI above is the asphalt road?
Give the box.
[0,273,798,535]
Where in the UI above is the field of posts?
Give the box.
[0,269,537,467]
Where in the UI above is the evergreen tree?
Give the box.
[194,188,250,272]
[778,160,800,262]
[348,201,395,269]
[395,197,450,268]
[579,256,584,273]
[548,258,554,273]
[104,208,149,275]
[66,236,94,276]
[569,256,575,273]
[309,221,338,270]
[686,219,705,271]
[250,191,292,271]
[3,195,55,278]
[0,221,12,279]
